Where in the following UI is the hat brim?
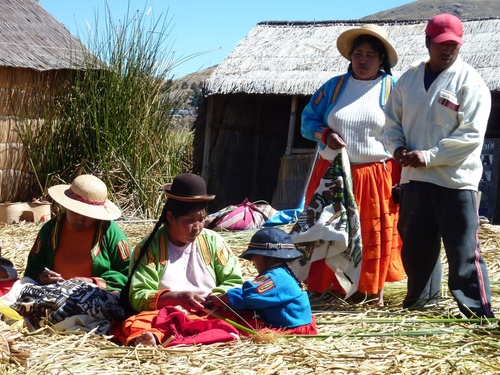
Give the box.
[48,184,122,221]
[432,33,463,45]
[336,27,398,68]
[240,248,302,261]
[163,184,215,202]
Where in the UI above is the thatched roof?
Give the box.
[0,0,86,71]
[206,18,500,95]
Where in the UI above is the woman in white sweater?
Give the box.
[301,24,404,306]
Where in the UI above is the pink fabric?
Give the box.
[207,199,276,231]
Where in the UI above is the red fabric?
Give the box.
[111,307,240,347]
[285,314,317,335]
[321,128,333,146]
[155,307,239,346]
[305,157,331,207]
[0,280,17,297]
[305,261,344,293]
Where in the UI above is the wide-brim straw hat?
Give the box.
[336,24,398,68]
[48,175,121,221]
[240,227,302,261]
[163,173,215,202]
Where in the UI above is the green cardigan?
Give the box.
[129,227,244,312]
[25,213,132,291]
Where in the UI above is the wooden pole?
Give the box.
[286,96,298,155]
[202,96,214,184]
[250,99,261,199]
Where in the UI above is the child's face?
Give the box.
[252,254,267,274]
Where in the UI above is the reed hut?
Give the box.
[0,0,87,202]
[194,18,500,221]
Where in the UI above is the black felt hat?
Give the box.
[163,173,215,202]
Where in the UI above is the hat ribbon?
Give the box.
[68,188,106,206]
[248,242,296,250]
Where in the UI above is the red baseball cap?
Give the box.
[425,14,463,45]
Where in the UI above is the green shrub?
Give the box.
[16,3,193,219]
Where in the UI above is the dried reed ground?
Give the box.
[0,221,499,374]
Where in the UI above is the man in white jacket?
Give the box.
[381,14,494,318]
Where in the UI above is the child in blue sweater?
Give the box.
[211,227,317,334]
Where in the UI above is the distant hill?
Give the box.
[173,66,215,89]
[361,0,500,21]
[168,66,216,122]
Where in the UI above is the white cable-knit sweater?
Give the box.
[320,75,390,164]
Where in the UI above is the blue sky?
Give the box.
[39,0,414,78]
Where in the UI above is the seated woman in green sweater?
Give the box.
[25,174,131,290]
[3,175,132,332]
[112,173,244,346]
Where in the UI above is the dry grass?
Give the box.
[0,221,499,374]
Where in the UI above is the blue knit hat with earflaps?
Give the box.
[240,227,302,261]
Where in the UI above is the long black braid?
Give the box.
[135,203,169,262]
[134,198,208,266]
[119,198,207,316]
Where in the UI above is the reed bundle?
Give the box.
[0,221,498,374]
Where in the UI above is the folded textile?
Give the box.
[54,314,111,334]
[289,148,362,298]
[114,306,240,347]
[10,279,124,330]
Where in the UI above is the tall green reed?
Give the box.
[16,3,193,219]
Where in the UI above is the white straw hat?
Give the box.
[48,175,121,221]
[336,24,398,68]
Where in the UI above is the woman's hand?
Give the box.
[70,277,94,284]
[325,131,347,150]
[38,268,64,285]
[158,291,206,312]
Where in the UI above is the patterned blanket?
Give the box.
[10,279,124,331]
[289,148,362,298]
